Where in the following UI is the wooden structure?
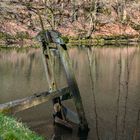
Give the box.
[0,30,89,132]
[0,87,70,114]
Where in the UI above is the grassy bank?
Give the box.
[68,34,140,46]
[0,113,44,140]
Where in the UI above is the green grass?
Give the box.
[0,113,44,140]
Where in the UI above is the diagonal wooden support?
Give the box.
[57,44,89,131]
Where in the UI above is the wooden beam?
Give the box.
[57,44,89,130]
[0,87,70,114]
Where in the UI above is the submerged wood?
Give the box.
[62,105,80,124]
[0,87,70,114]
[54,117,73,130]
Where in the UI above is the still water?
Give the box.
[0,46,140,140]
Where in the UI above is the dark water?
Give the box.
[0,46,140,140]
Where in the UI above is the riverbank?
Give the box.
[1,0,140,48]
[0,113,44,140]
[0,34,140,48]
[68,34,140,46]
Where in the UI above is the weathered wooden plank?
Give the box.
[57,44,89,130]
[0,87,70,114]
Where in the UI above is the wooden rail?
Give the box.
[0,87,70,114]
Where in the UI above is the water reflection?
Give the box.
[25,52,35,82]
[50,124,89,140]
[86,47,101,140]
[115,48,122,140]
[68,46,140,140]
[0,46,140,140]
[51,125,72,140]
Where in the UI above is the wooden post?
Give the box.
[57,44,89,131]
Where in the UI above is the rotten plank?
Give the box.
[0,87,70,114]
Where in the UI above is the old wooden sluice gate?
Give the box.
[0,30,89,133]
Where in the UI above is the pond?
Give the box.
[0,46,140,140]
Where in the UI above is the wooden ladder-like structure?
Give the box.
[39,30,89,131]
[0,30,89,132]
